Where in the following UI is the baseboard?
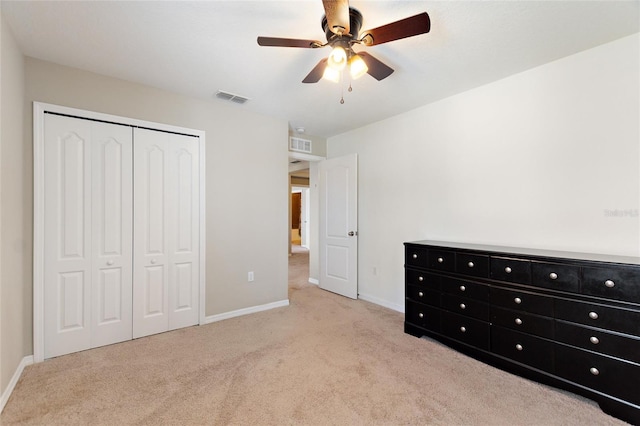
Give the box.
[203,299,290,324]
[308,278,319,285]
[1,355,34,413]
[358,293,404,313]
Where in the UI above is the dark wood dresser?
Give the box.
[404,240,640,424]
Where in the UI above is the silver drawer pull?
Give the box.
[418,276,424,282]
[590,336,600,345]
[418,312,424,318]
[418,291,424,297]
[460,303,466,310]
[467,261,474,268]
[437,257,444,263]
[604,280,615,288]
[460,326,466,333]
[459,285,466,292]
[589,311,599,320]
[514,297,522,304]
[589,367,600,376]
[549,272,558,280]
[515,318,523,325]
[412,254,418,259]
[505,266,512,273]
[515,344,523,351]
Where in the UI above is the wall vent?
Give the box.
[290,137,312,153]
[215,90,250,105]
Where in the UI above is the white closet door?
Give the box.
[44,114,133,358]
[91,122,133,348]
[167,133,200,330]
[133,128,199,338]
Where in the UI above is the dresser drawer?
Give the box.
[531,261,580,292]
[582,265,640,304]
[555,344,640,407]
[555,320,640,364]
[442,294,489,321]
[441,311,490,350]
[406,300,441,333]
[455,253,489,278]
[406,246,429,268]
[406,284,440,307]
[555,298,640,337]
[441,276,489,301]
[490,306,554,339]
[490,287,554,317]
[490,256,531,284]
[491,326,555,373]
[428,249,455,272]
[405,269,441,289]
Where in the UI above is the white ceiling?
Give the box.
[2,1,638,138]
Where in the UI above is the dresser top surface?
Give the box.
[406,240,640,266]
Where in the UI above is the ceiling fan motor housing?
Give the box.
[322,7,363,42]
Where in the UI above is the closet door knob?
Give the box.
[151,259,157,264]
[107,260,114,266]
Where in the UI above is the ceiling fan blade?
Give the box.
[358,52,394,81]
[257,36,322,48]
[302,58,329,83]
[322,0,350,35]
[361,12,430,46]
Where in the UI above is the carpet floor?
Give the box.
[1,246,626,425]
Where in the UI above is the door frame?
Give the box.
[33,102,206,363]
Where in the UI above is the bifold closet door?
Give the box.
[133,128,200,338]
[44,114,133,359]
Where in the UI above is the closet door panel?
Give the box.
[91,122,133,348]
[168,134,200,330]
[44,114,93,358]
[133,128,170,338]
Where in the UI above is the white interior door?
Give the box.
[133,128,200,338]
[44,114,133,358]
[91,121,133,348]
[319,154,358,299]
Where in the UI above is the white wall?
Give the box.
[328,34,640,312]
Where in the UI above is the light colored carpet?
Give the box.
[2,247,625,425]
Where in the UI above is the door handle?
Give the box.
[348,231,357,236]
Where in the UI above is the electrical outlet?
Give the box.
[248,271,254,282]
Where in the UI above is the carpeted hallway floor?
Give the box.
[1,246,626,425]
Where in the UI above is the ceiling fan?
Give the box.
[257,0,431,84]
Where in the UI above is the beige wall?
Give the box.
[25,58,290,317]
[329,34,640,311]
[1,11,27,395]
[0,53,289,389]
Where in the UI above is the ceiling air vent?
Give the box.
[290,137,312,153]
[215,90,250,105]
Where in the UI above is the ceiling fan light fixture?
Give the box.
[348,54,368,80]
[327,46,347,70]
[322,66,341,83]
